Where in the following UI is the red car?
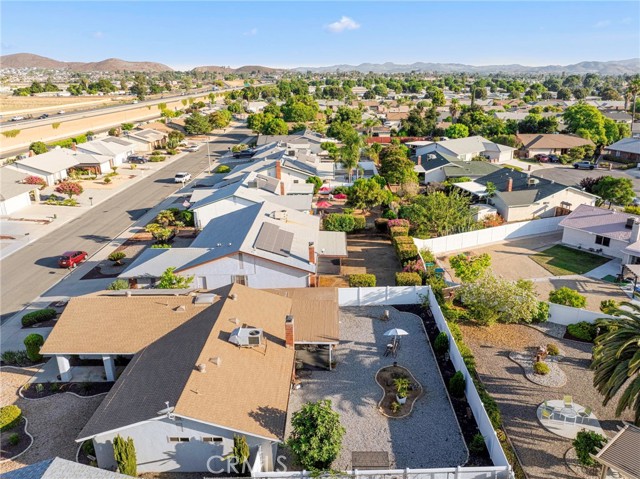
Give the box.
[58,251,87,268]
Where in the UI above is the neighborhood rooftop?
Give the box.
[559,204,640,242]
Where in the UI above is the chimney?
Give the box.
[308,242,315,264]
[417,155,422,166]
[28,150,34,157]
[631,220,640,244]
[506,177,513,192]
[280,181,285,196]
[71,142,77,151]
[275,160,282,180]
[285,315,294,348]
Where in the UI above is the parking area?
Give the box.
[532,164,640,193]
[283,306,467,470]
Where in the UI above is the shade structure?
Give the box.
[384,328,409,337]
[316,201,333,209]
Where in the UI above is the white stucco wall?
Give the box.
[0,191,31,215]
[93,416,278,473]
[494,188,598,222]
[561,227,627,259]
[423,167,447,184]
[13,163,67,185]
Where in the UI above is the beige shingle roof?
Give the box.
[517,133,594,150]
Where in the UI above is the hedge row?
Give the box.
[324,213,366,233]
[348,274,376,287]
[389,225,409,237]
[395,272,422,286]
[22,308,56,327]
[0,405,22,432]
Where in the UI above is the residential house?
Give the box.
[11,148,112,185]
[601,110,633,125]
[455,169,599,222]
[604,137,640,163]
[415,136,515,163]
[39,284,339,474]
[0,167,39,215]
[412,151,502,185]
[126,128,167,152]
[77,136,137,167]
[516,133,594,157]
[1,457,133,478]
[559,204,640,263]
[256,129,330,155]
[119,202,347,289]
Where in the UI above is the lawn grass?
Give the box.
[530,244,611,276]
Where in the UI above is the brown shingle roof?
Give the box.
[594,424,640,479]
[517,133,594,150]
[65,285,295,441]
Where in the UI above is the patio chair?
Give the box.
[384,344,393,357]
[578,406,592,422]
[563,395,573,408]
[543,401,555,412]
[541,408,554,421]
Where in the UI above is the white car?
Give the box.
[184,144,200,152]
[10,116,24,121]
[57,110,65,115]
[174,172,191,183]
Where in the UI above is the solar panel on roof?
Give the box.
[254,223,293,256]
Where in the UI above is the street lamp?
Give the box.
[206,135,211,173]
[89,197,94,206]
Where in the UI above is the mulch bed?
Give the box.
[0,417,30,460]
[395,304,492,467]
[376,365,422,418]
[21,381,113,399]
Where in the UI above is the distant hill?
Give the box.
[192,65,281,74]
[0,53,173,72]
[294,59,640,75]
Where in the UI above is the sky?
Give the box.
[1,1,639,70]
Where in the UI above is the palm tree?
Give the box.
[591,302,640,425]
[363,118,381,137]
[334,131,362,182]
[449,99,460,124]
[626,76,640,122]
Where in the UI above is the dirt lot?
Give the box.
[341,233,400,286]
[532,275,629,311]
[0,95,125,114]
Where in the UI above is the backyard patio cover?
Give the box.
[593,423,640,479]
[453,181,488,197]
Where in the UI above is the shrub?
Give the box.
[573,430,607,467]
[389,225,409,237]
[420,248,436,264]
[83,440,96,457]
[382,209,397,220]
[352,215,366,231]
[349,274,376,287]
[55,181,83,198]
[1,350,30,366]
[546,343,560,356]
[214,164,231,173]
[24,175,46,186]
[2,129,20,138]
[113,435,137,477]
[599,299,618,314]
[103,177,112,184]
[21,308,56,327]
[469,433,486,455]
[402,260,426,273]
[107,279,129,290]
[343,208,354,215]
[533,361,550,375]
[305,176,323,194]
[549,287,586,308]
[567,321,598,342]
[324,213,356,232]
[448,371,466,398]
[149,155,166,162]
[396,243,419,263]
[24,334,44,362]
[375,218,389,232]
[8,433,19,446]
[388,218,410,228]
[395,272,422,286]
[108,251,126,265]
[179,209,194,226]
[0,405,22,431]
[532,301,549,323]
[150,244,172,249]
[433,332,449,356]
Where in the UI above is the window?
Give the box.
[233,275,247,286]
[202,437,223,443]
[293,179,299,184]
[595,235,611,247]
[168,437,190,443]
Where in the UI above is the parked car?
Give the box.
[548,154,560,163]
[57,110,65,115]
[632,197,640,207]
[10,116,24,121]
[174,172,192,183]
[184,144,201,152]
[38,113,50,119]
[232,149,255,159]
[58,251,87,268]
[535,154,550,163]
[127,156,147,164]
[573,161,596,170]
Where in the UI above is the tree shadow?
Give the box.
[248,406,287,439]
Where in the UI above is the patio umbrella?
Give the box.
[316,200,332,209]
[333,193,347,200]
[384,328,409,338]
[318,187,332,194]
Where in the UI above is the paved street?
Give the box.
[0,125,252,322]
[532,164,640,193]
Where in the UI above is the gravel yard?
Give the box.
[0,365,104,474]
[283,306,467,470]
[457,322,635,479]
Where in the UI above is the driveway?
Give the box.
[532,165,640,193]
[0,365,104,474]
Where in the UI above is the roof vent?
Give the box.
[196,363,206,373]
[427,154,437,160]
[273,210,288,221]
[125,291,132,297]
[626,218,635,229]
[174,305,186,313]
[229,327,264,347]
[229,293,238,301]
[527,178,539,187]
[209,356,222,367]
[194,294,217,304]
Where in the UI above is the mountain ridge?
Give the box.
[1,53,173,72]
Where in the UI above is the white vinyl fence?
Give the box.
[254,467,511,479]
[547,302,616,326]
[413,217,563,254]
[425,287,512,473]
[338,286,430,306]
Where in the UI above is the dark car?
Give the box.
[38,113,50,120]
[58,250,87,268]
[548,154,560,163]
[232,149,255,159]
[127,156,147,164]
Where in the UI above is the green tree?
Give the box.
[563,103,614,145]
[209,109,232,129]
[347,178,391,211]
[592,302,640,424]
[29,141,47,155]
[445,123,469,139]
[156,267,194,289]
[226,435,250,472]
[549,287,586,308]
[556,87,572,100]
[166,131,185,149]
[305,176,323,194]
[184,112,211,135]
[262,117,289,135]
[379,144,418,185]
[54,181,83,199]
[593,176,635,207]
[449,253,491,283]
[398,190,478,237]
[573,431,607,467]
[287,399,345,470]
[113,435,137,476]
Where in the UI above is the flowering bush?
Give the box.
[402,260,426,273]
[55,181,83,198]
[388,219,410,228]
[24,175,46,187]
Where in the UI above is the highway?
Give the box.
[0,125,252,322]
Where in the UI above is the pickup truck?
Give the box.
[573,161,596,170]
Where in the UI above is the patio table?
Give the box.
[559,407,578,423]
